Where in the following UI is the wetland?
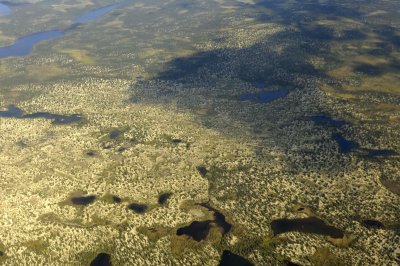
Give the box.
[0,0,399,265]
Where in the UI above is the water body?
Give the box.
[177,203,232,241]
[0,31,64,59]
[24,112,82,125]
[309,115,348,127]
[109,130,122,139]
[240,89,288,103]
[112,195,122,203]
[198,202,232,234]
[284,260,301,266]
[366,149,397,157]
[271,217,344,238]
[90,253,112,266]
[176,221,212,241]
[158,192,172,205]
[254,81,266,89]
[128,203,147,213]
[362,219,384,229]
[219,250,253,266]
[0,2,122,59]
[312,118,395,157]
[74,3,121,24]
[86,150,97,157]
[172,138,182,144]
[331,133,396,156]
[213,211,232,234]
[71,195,96,205]
[0,105,23,117]
[332,133,359,153]
[196,165,208,177]
[0,105,82,125]
[0,2,11,16]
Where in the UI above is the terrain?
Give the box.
[0,0,399,265]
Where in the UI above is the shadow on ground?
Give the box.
[129,0,400,174]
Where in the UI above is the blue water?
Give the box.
[74,3,120,24]
[254,81,266,89]
[24,112,82,125]
[330,133,397,156]
[309,115,348,127]
[332,133,359,153]
[240,89,288,103]
[0,105,23,117]
[0,3,12,16]
[0,105,82,125]
[0,2,121,59]
[367,149,397,157]
[0,31,64,58]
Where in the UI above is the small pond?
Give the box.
[309,115,348,127]
[128,203,147,213]
[198,202,232,234]
[90,253,112,266]
[240,89,288,103]
[177,221,212,241]
[0,105,82,125]
[219,250,253,266]
[332,133,359,153]
[176,203,232,241]
[158,193,172,205]
[71,195,96,206]
[271,217,344,238]
[366,149,397,157]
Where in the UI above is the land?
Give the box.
[0,0,399,265]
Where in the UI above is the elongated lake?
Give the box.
[0,3,11,16]
[0,2,122,59]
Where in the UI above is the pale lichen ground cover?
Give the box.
[0,0,400,265]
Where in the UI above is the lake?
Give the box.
[240,89,288,103]
[0,2,122,59]
[0,3,11,16]
[0,105,82,125]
